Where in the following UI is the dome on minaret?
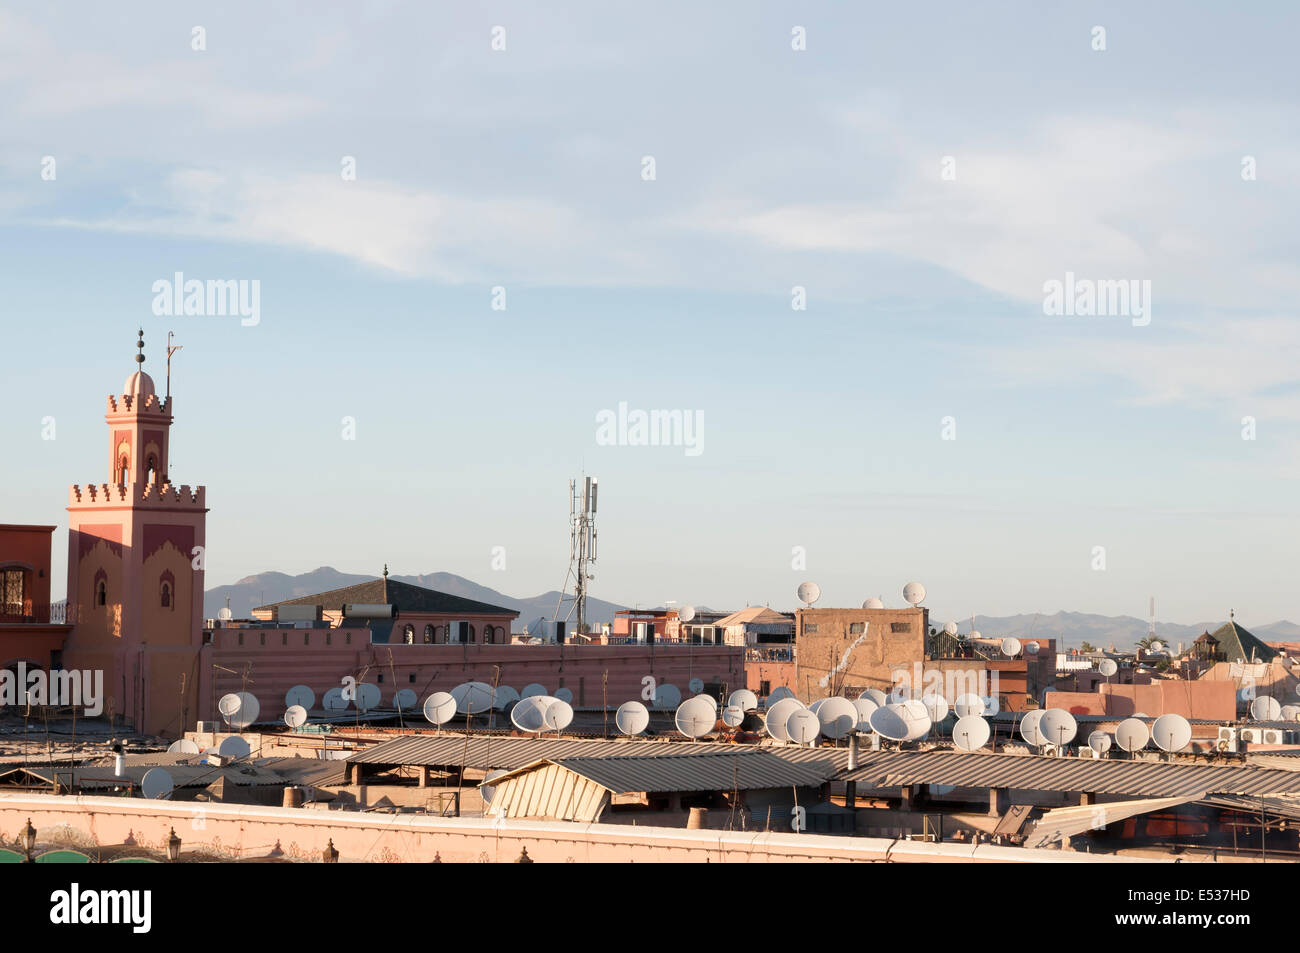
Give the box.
[124,370,156,399]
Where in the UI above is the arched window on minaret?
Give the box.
[403,624,415,644]
[96,580,107,607]
[423,624,434,644]
[118,455,130,486]
[146,455,158,486]
[160,582,171,608]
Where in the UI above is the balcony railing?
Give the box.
[0,601,75,625]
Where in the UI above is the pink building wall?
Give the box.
[1044,680,1235,720]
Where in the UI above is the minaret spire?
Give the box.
[135,328,146,367]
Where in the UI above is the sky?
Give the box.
[2,2,1298,627]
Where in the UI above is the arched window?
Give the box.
[118,456,130,486]
[468,624,476,643]
[96,580,107,607]
[145,455,158,486]
[403,624,415,644]
[160,582,171,608]
[423,624,434,644]
[434,625,444,643]
[484,625,496,644]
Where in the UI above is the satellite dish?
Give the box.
[393,689,417,711]
[785,708,821,744]
[615,701,650,735]
[218,736,251,759]
[816,697,858,739]
[863,597,885,609]
[322,687,348,711]
[952,716,990,751]
[233,691,261,728]
[141,768,173,800]
[166,739,200,755]
[1001,638,1022,658]
[355,683,381,713]
[1024,641,1040,655]
[510,696,554,733]
[1134,712,1149,719]
[1152,714,1192,753]
[422,691,457,726]
[1150,640,1163,653]
[870,704,911,741]
[544,699,574,732]
[696,693,719,712]
[1115,718,1150,753]
[493,686,520,710]
[285,685,315,710]
[797,581,822,606]
[284,705,308,729]
[764,698,805,742]
[721,704,745,728]
[521,683,547,699]
[902,582,926,605]
[554,687,574,704]
[766,686,795,705]
[1280,705,1300,723]
[920,693,950,723]
[900,700,933,740]
[1088,731,1113,755]
[1018,709,1047,746]
[970,630,981,640]
[689,678,704,695]
[954,694,985,718]
[943,621,958,637]
[982,695,1000,716]
[807,698,827,717]
[729,689,759,712]
[1038,709,1077,747]
[1250,696,1282,722]
[653,683,682,711]
[675,697,717,739]
[217,607,233,621]
[1098,659,1118,677]
[852,695,879,731]
[679,605,697,623]
[451,682,495,715]
[218,693,241,721]
[861,688,888,707]
[481,769,506,804]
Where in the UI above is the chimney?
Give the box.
[848,732,859,771]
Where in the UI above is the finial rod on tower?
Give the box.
[135,328,146,365]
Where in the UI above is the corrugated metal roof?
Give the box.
[842,750,1300,798]
[2,763,286,789]
[513,751,828,794]
[1025,795,1203,849]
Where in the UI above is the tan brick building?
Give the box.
[794,606,928,700]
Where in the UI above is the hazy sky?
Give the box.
[3,2,1298,627]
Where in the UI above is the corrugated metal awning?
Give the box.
[1025,795,1203,849]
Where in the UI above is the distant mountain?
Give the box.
[947,611,1300,652]
[204,567,627,627]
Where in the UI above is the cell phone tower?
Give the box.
[555,476,598,637]
[1148,596,1157,640]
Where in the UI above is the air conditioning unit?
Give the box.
[1077,746,1098,759]
[1240,727,1263,745]
[1261,729,1286,745]
[1216,726,1238,753]
[1041,743,1061,757]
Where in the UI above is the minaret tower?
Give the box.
[64,331,209,736]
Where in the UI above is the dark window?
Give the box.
[160,582,171,608]
[96,581,107,607]
[849,622,865,635]
[345,632,351,645]
[409,673,416,683]
[260,632,266,646]
[2,569,24,613]
[891,622,911,633]
[304,632,310,645]
[378,673,384,683]
[282,632,287,646]
[238,633,244,646]
[326,632,332,645]
[424,624,434,644]
[759,680,771,697]
[805,624,818,634]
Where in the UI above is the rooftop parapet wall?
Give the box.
[106,393,171,416]
[69,482,206,508]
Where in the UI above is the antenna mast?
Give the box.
[166,331,183,400]
[555,475,598,638]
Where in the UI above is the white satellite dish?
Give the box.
[218,693,241,721]
[1152,714,1192,753]
[861,688,888,707]
[653,683,682,711]
[797,581,822,606]
[1018,709,1046,746]
[493,686,520,710]
[222,691,260,730]
[521,683,547,699]
[1088,731,1113,755]
[554,687,574,704]
[1024,641,1040,655]
[322,687,348,711]
[679,605,697,623]
[355,683,381,713]
[675,697,717,739]
[920,694,950,723]
[900,700,933,740]
[764,698,805,742]
[729,689,759,712]
[451,682,495,715]
[785,708,821,744]
[863,597,884,609]
[284,705,308,729]
[953,694,985,718]
[422,691,457,726]
[817,697,858,740]
[217,607,233,622]
[510,696,554,733]
[1038,709,1077,747]
[970,630,981,640]
[943,621,958,637]
[870,704,911,741]
[952,716,990,751]
[902,582,926,606]
[1280,704,1300,723]
[141,768,173,800]
[1098,659,1118,677]
[166,739,200,755]
[284,685,315,710]
[393,689,418,711]
[1115,718,1150,753]
[1001,638,1022,658]
[688,677,704,695]
[218,736,251,759]
[1250,696,1282,722]
[721,704,745,728]
[1149,640,1163,653]
[807,698,826,717]
[544,699,574,732]
[982,695,1000,716]
[481,769,506,805]
[615,701,650,735]
[695,693,719,712]
[852,695,879,731]
[766,686,796,706]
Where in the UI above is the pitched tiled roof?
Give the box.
[1206,620,1278,663]
[714,607,791,627]
[257,577,517,618]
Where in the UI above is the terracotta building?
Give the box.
[0,524,74,673]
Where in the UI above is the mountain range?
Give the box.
[204,568,1300,649]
